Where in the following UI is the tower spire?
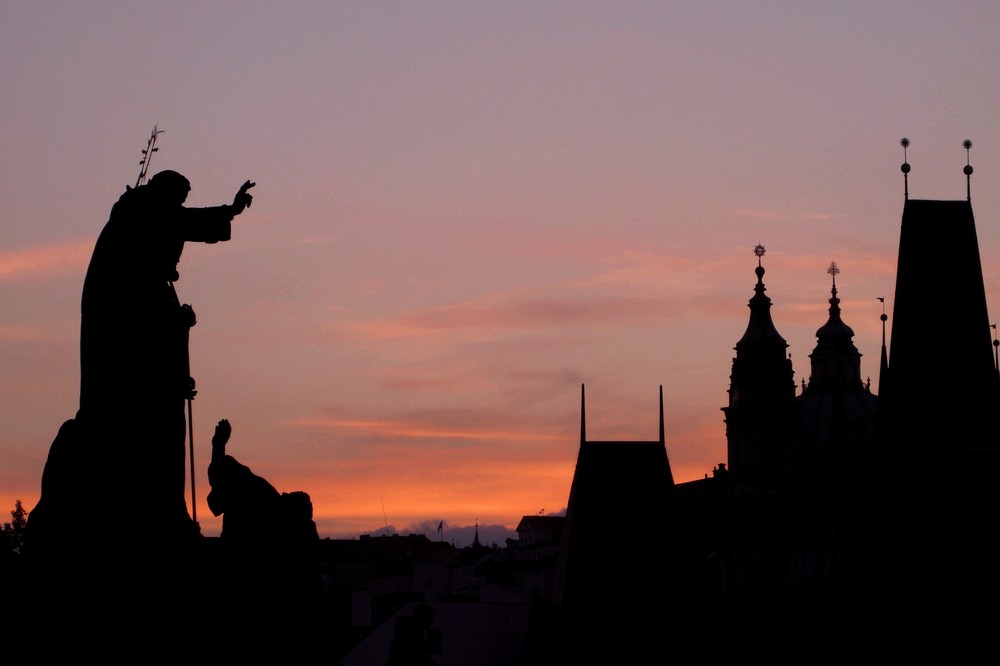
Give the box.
[878,296,888,381]
[658,384,664,445]
[964,139,974,202]
[900,137,911,201]
[807,261,863,392]
[722,244,796,479]
[737,244,786,348]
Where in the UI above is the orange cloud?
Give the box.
[330,250,745,342]
[0,241,91,281]
[285,417,565,444]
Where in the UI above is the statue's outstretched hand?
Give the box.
[232,180,255,215]
[212,419,232,448]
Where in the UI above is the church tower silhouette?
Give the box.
[721,244,798,484]
[538,139,1000,657]
[796,262,878,474]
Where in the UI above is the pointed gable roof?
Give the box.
[552,385,684,606]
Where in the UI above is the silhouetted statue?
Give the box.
[76,171,254,539]
[22,419,85,560]
[19,173,258,651]
[208,419,284,537]
[387,604,439,666]
[206,419,321,650]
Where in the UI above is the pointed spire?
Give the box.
[580,383,586,445]
[827,261,841,318]
[808,262,863,392]
[900,137,911,200]
[658,385,664,445]
[964,139,974,202]
[723,244,796,479]
[735,244,788,352]
[879,297,889,384]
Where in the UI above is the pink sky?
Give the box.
[4,3,1000,542]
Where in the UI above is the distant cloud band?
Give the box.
[0,241,92,281]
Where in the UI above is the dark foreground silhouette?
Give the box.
[387,603,440,666]
[16,169,336,659]
[206,418,322,648]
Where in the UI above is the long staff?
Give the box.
[188,396,197,523]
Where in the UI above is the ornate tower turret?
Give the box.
[722,245,797,482]
[797,263,877,470]
[805,263,865,392]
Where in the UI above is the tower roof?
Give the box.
[735,245,789,355]
[553,385,683,606]
[806,262,864,394]
[814,262,856,342]
[879,197,999,447]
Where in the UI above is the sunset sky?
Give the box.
[4,2,1000,545]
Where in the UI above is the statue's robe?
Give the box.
[78,184,234,539]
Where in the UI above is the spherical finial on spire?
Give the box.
[964,139,974,200]
[900,138,911,199]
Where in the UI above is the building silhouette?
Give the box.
[850,144,1000,638]
[545,140,1000,655]
[337,142,1000,660]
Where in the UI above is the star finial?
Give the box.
[827,261,839,286]
[754,243,766,267]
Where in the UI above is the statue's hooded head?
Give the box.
[148,170,191,206]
